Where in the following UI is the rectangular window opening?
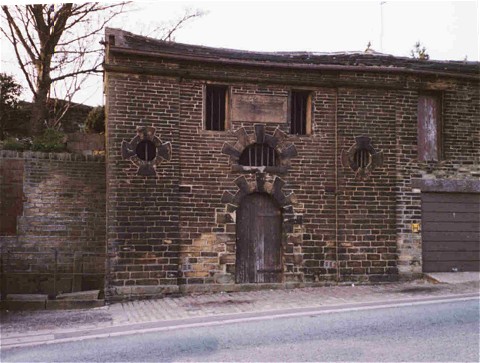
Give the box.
[418,93,442,161]
[290,90,312,135]
[205,85,228,131]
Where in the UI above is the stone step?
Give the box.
[6,294,48,301]
[56,290,100,301]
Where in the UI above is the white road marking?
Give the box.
[1,293,478,349]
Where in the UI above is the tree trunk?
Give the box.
[31,53,52,136]
[30,86,49,136]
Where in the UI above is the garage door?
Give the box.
[422,193,480,272]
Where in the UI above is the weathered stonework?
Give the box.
[0,151,106,296]
[101,28,479,300]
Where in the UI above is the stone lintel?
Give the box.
[412,178,480,193]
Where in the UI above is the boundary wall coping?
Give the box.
[0,150,105,162]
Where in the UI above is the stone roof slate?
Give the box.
[106,28,480,77]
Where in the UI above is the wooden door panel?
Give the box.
[236,193,282,283]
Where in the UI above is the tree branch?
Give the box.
[2,6,38,62]
[3,17,37,95]
[161,9,205,41]
[50,63,103,83]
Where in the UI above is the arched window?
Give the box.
[239,143,277,167]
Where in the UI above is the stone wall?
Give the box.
[0,151,106,296]
[66,132,105,156]
[0,157,24,235]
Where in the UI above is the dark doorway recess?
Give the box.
[236,192,283,283]
[422,192,480,272]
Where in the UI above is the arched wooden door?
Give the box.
[236,192,283,283]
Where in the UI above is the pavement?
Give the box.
[1,273,479,349]
[424,271,480,284]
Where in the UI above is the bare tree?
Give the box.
[1,3,127,135]
[1,4,205,135]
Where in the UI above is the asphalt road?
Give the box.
[2,298,479,362]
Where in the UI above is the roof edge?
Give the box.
[104,28,480,80]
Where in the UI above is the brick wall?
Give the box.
[0,151,106,295]
[395,81,480,277]
[105,73,181,300]
[105,34,479,299]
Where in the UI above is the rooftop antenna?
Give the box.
[380,1,386,52]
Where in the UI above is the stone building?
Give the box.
[1,28,478,303]
[102,28,479,301]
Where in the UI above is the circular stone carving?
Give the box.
[341,135,383,180]
[121,126,172,176]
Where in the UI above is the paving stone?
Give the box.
[1,279,478,339]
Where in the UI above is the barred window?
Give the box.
[354,148,371,169]
[239,143,277,167]
[205,85,228,131]
[290,90,312,135]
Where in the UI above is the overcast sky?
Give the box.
[1,0,478,106]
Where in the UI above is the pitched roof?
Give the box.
[105,28,480,78]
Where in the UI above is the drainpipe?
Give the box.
[334,88,340,283]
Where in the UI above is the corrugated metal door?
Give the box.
[422,193,480,272]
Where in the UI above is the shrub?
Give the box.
[31,128,66,152]
[85,106,105,133]
[1,73,30,140]
[1,137,31,151]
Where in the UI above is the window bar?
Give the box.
[299,95,304,135]
[221,88,226,131]
[294,94,298,134]
[217,88,222,131]
[209,89,214,130]
[290,93,297,134]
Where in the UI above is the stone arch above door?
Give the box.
[216,174,305,284]
[220,173,301,232]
